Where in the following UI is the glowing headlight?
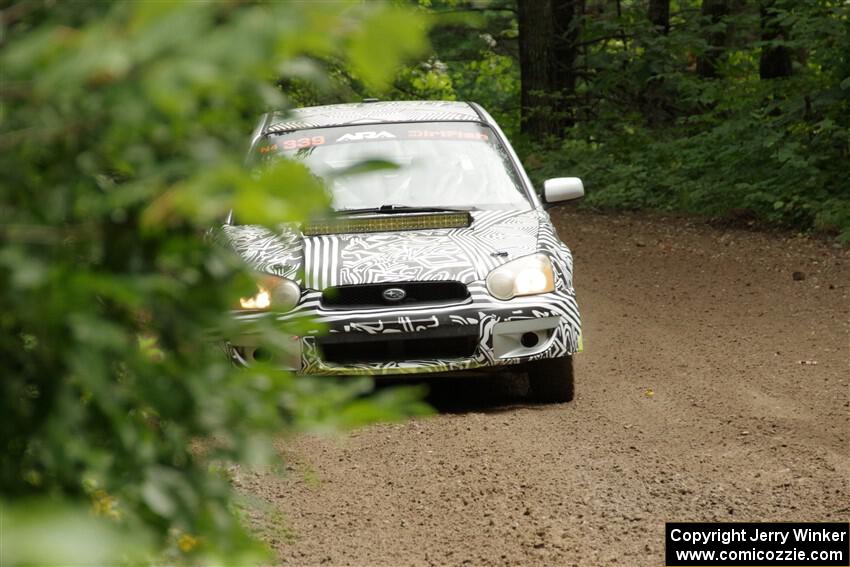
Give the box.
[486,254,555,300]
[238,275,301,312]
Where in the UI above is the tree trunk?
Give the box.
[759,0,792,79]
[518,0,578,137]
[696,0,728,78]
[550,0,578,129]
[644,0,671,125]
[518,0,555,137]
[648,0,670,35]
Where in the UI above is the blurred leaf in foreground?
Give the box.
[0,0,428,563]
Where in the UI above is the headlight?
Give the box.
[486,254,555,300]
[238,274,301,312]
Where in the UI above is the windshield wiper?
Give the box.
[335,204,474,215]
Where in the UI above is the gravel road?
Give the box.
[236,209,849,566]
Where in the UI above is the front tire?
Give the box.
[527,355,575,403]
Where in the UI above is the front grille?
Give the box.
[317,326,478,364]
[322,281,469,309]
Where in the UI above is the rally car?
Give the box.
[221,101,583,402]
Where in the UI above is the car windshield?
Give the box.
[263,122,530,211]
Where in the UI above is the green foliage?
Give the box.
[1,1,429,564]
[404,0,849,239]
[395,0,521,135]
[527,0,850,239]
[350,6,429,91]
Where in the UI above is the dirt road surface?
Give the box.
[236,209,850,566]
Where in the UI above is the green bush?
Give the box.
[0,2,429,563]
[525,70,850,239]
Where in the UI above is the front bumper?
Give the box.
[227,281,581,376]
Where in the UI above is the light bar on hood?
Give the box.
[301,212,471,236]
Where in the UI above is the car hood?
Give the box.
[220,210,543,290]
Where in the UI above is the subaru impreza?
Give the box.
[222,101,583,402]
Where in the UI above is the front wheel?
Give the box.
[527,355,575,403]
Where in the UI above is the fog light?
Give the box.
[521,332,539,348]
[252,347,271,362]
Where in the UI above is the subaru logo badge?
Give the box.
[382,287,406,302]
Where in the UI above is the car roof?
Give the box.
[264,100,483,134]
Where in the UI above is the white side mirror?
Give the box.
[543,177,584,205]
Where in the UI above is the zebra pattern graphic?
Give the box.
[219,224,302,280]
[220,210,542,288]
[291,292,580,376]
[222,207,581,376]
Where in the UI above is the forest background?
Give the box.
[354,0,849,239]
